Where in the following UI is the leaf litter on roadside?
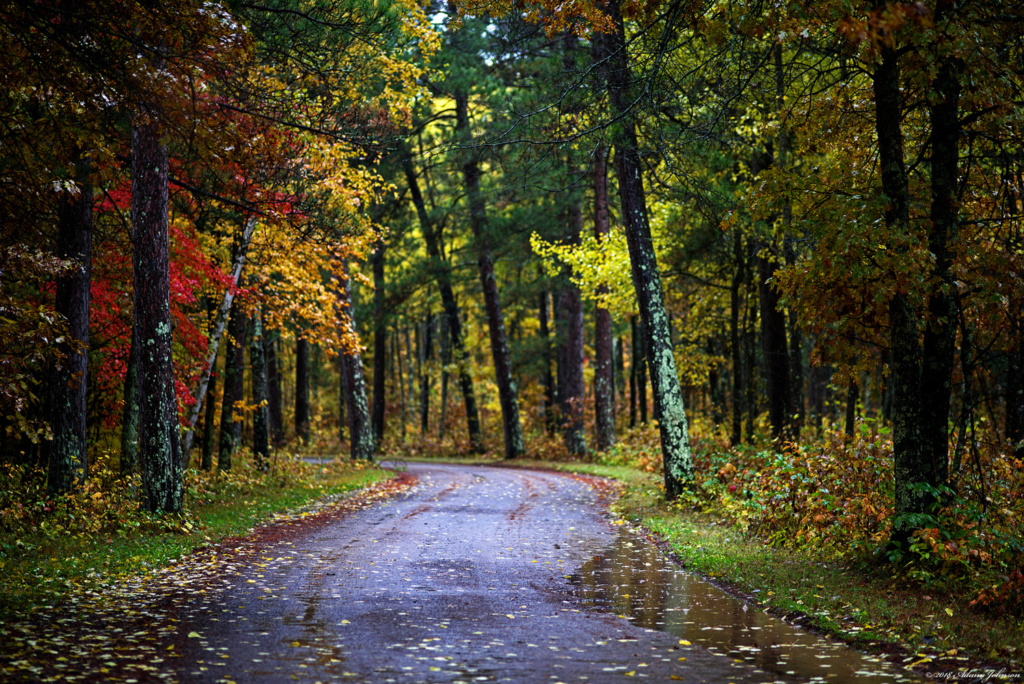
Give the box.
[0,475,414,683]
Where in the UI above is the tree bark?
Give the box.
[599,0,694,495]
[201,350,217,471]
[266,327,284,445]
[757,249,791,441]
[561,185,587,457]
[418,314,433,435]
[131,120,181,513]
[371,239,387,445]
[48,153,93,496]
[845,380,859,437]
[121,323,139,477]
[454,92,524,459]
[396,328,408,441]
[539,290,556,434]
[295,337,310,444]
[402,155,484,452]
[920,55,961,488]
[874,36,939,543]
[337,260,374,460]
[250,311,269,470]
[218,298,246,470]
[730,230,743,446]
[593,145,615,451]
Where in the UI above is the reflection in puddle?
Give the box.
[573,529,921,682]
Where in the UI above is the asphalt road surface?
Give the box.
[169,463,906,683]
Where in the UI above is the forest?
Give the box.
[1,0,1023,639]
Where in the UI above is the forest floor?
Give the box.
[437,455,1023,683]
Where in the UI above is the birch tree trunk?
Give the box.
[338,260,374,460]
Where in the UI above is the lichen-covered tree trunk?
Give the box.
[218,299,246,470]
[295,338,310,444]
[602,0,693,496]
[593,146,615,452]
[371,240,387,445]
[402,155,484,452]
[250,311,269,471]
[48,152,93,497]
[337,260,374,460]
[131,120,181,514]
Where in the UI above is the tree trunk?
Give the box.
[371,239,387,444]
[338,355,347,442]
[845,380,859,437]
[201,350,217,471]
[402,155,484,452]
[250,311,269,470]
[874,36,934,544]
[757,249,791,441]
[539,290,556,434]
[730,230,743,446]
[454,92,523,459]
[121,323,139,477]
[338,260,374,460]
[218,299,245,470]
[395,328,408,441]
[439,316,451,439]
[295,337,310,444]
[632,316,648,425]
[560,191,587,457]
[920,54,961,488]
[418,314,433,435]
[131,120,181,513]
[599,0,693,494]
[629,316,638,428]
[593,145,615,451]
[266,327,284,445]
[784,240,804,440]
[48,153,93,497]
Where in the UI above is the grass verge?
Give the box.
[578,463,1021,676]
[0,455,389,617]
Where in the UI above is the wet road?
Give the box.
[172,463,916,683]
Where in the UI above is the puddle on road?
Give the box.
[573,529,921,682]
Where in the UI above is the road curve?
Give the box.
[170,463,781,683]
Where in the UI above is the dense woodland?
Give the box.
[1,0,1023,605]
